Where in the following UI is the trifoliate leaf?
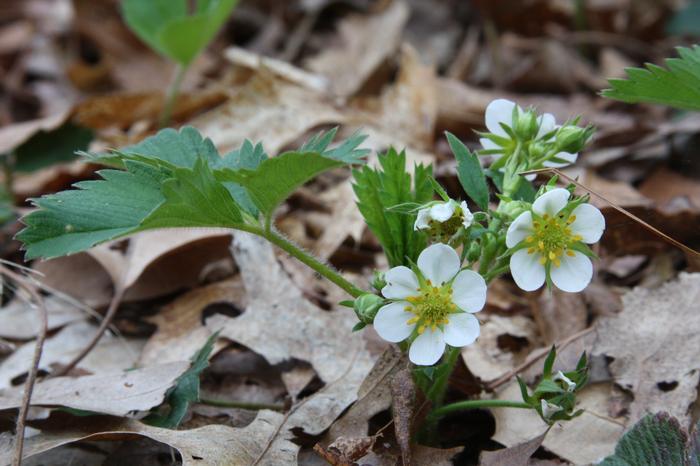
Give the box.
[352,149,432,267]
[602,46,700,111]
[145,332,218,428]
[17,161,168,260]
[121,0,238,66]
[599,412,690,466]
[446,132,489,209]
[217,129,368,223]
[119,126,221,169]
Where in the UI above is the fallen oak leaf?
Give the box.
[479,430,548,466]
[391,367,416,466]
[313,436,377,466]
[0,362,189,416]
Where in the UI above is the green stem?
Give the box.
[159,64,188,128]
[483,263,510,283]
[199,397,284,411]
[237,224,366,298]
[428,399,531,422]
[428,347,461,408]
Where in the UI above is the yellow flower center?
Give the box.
[404,282,457,334]
[525,212,582,267]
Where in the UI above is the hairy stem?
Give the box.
[237,224,366,298]
[159,64,187,129]
[428,399,531,422]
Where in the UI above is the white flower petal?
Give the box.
[532,188,570,217]
[553,371,577,392]
[409,328,446,365]
[460,201,474,228]
[543,151,577,168]
[537,113,557,139]
[541,399,563,420]
[524,173,537,181]
[414,208,431,230]
[451,270,487,313]
[485,99,516,136]
[550,251,592,293]
[417,243,461,286]
[382,266,420,299]
[506,211,534,248]
[510,249,546,291]
[569,203,605,244]
[443,312,480,347]
[480,138,500,151]
[373,302,415,343]
[430,201,456,222]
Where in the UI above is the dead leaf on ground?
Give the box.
[139,278,246,366]
[0,295,84,340]
[0,109,71,154]
[531,289,588,345]
[0,362,188,416]
[0,321,144,389]
[479,430,548,466]
[390,367,416,466]
[305,1,409,98]
[594,272,700,427]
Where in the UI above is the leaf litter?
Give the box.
[1,0,700,464]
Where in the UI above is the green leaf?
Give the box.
[599,412,690,466]
[119,126,221,169]
[217,129,367,223]
[145,332,218,428]
[121,0,238,65]
[446,132,489,209]
[17,161,168,260]
[142,157,243,228]
[11,122,93,173]
[353,149,432,267]
[602,46,700,111]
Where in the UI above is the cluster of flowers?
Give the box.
[362,99,605,367]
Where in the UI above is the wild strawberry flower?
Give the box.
[373,243,487,366]
[480,99,578,170]
[540,399,563,421]
[413,199,474,231]
[506,188,605,293]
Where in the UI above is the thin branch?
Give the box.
[0,265,48,466]
[51,286,126,378]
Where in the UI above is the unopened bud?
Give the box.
[555,125,591,153]
[371,271,386,292]
[353,294,385,324]
[514,110,539,140]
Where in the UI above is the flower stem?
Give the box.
[428,399,531,422]
[427,346,461,408]
[159,64,187,128]
[238,224,366,298]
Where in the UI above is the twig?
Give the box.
[0,265,48,466]
[51,286,126,378]
[487,327,594,391]
[199,398,285,411]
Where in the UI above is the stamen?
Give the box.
[539,256,547,265]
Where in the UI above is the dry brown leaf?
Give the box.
[0,410,297,466]
[305,1,409,97]
[461,314,538,384]
[594,272,700,427]
[479,430,548,466]
[639,167,700,213]
[0,295,84,340]
[314,182,366,261]
[0,109,71,153]
[492,382,624,464]
[531,289,588,345]
[139,278,246,366]
[190,72,345,156]
[0,321,144,389]
[0,362,188,416]
[207,233,375,439]
[390,367,416,466]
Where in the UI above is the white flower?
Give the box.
[553,371,576,392]
[541,399,563,420]
[373,244,487,366]
[414,200,473,231]
[506,188,605,293]
[480,99,578,172]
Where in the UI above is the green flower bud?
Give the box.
[514,109,539,140]
[353,294,385,324]
[371,271,386,292]
[466,242,481,262]
[528,141,547,160]
[497,199,530,220]
[555,125,592,153]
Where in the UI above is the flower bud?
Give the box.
[497,199,530,220]
[514,109,539,140]
[555,125,591,153]
[466,242,481,262]
[353,294,385,324]
[371,271,386,291]
[528,141,547,160]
